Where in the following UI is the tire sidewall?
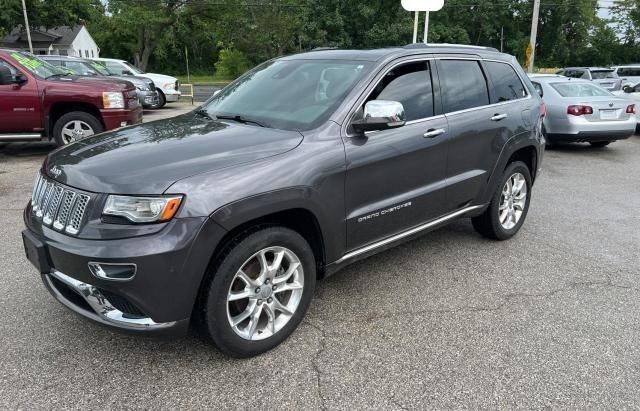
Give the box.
[489,161,532,240]
[53,111,103,147]
[205,227,316,357]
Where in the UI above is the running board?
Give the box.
[0,133,42,141]
[337,204,485,264]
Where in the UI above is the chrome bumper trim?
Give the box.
[45,270,175,330]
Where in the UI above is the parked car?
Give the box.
[23,44,545,357]
[40,55,159,109]
[556,67,622,91]
[92,57,180,108]
[613,82,640,132]
[529,75,636,147]
[0,49,142,146]
[611,65,640,89]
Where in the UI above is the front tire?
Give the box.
[52,111,103,146]
[472,161,532,240]
[198,227,316,358]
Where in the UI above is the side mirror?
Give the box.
[212,89,222,97]
[623,85,633,94]
[352,100,406,134]
[0,65,13,85]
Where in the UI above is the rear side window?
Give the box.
[368,61,434,121]
[485,61,527,103]
[439,60,490,113]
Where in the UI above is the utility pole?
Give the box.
[21,0,33,53]
[528,0,540,73]
[424,11,430,44]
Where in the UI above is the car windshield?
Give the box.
[200,59,372,131]
[9,51,65,78]
[551,82,613,97]
[124,61,144,74]
[87,61,111,76]
[591,70,617,79]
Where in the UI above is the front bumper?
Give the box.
[137,89,159,108]
[23,208,227,334]
[162,88,181,102]
[100,106,143,130]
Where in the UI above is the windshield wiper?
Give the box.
[46,72,71,79]
[194,108,214,120]
[214,114,267,128]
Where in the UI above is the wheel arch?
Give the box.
[47,102,105,139]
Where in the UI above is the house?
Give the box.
[0,25,99,58]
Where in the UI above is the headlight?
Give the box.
[164,82,175,90]
[136,85,150,91]
[102,92,125,109]
[103,195,183,223]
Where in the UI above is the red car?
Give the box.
[0,49,142,146]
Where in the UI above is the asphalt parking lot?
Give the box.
[1,107,639,408]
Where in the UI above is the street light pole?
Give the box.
[412,11,419,43]
[424,11,429,44]
[528,0,540,73]
[21,0,33,54]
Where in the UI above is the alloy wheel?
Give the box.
[499,172,528,230]
[226,246,304,341]
[61,120,95,144]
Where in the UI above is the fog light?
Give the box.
[88,262,136,281]
[120,121,128,127]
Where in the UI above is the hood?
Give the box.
[44,113,304,194]
[47,75,134,91]
[141,73,176,89]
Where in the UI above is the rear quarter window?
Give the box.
[439,60,490,112]
[485,61,527,103]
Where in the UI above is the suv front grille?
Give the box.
[31,173,91,235]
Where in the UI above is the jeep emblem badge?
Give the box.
[49,166,62,178]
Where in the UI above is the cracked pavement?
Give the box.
[1,130,639,409]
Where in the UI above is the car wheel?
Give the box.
[53,111,104,147]
[472,161,532,240]
[153,90,166,109]
[198,227,316,358]
[589,141,610,148]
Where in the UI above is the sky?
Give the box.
[598,0,611,19]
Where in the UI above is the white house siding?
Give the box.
[70,26,99,58]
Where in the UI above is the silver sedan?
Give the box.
[528,75,637,147]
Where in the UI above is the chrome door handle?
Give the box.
[491,113,508,121]
[423,128,446,138]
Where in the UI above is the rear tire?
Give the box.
[472,161,532,240]
[198,227,316,358]
[52,111,103,147]
[589,141,610,148]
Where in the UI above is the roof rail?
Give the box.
[403,43,500,52]
[311,47,338,51]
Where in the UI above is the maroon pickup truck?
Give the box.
[0,49,142,146]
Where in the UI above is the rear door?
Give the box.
[0,58,41,134]
[343,58,449,250]
[437,58,530,210]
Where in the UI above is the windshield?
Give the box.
[87,61,111,76]
[201,59,372,131]
[591,70,617,79]
[124,61,144,74]
[9,51,65,78]
[551,82,613,97]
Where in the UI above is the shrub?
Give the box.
[214,47,250,79]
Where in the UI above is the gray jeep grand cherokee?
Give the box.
[23,44,545,357]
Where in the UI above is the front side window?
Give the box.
[201,59,372,131]
[0,59,18,78]
[439,60,490,113]
[485,61,527,103]
[366,61,434,121]
[551,82,612,97]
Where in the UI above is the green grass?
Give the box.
[176,74,233,85]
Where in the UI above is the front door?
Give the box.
[344,59,449,250]
[0,59,41,133]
